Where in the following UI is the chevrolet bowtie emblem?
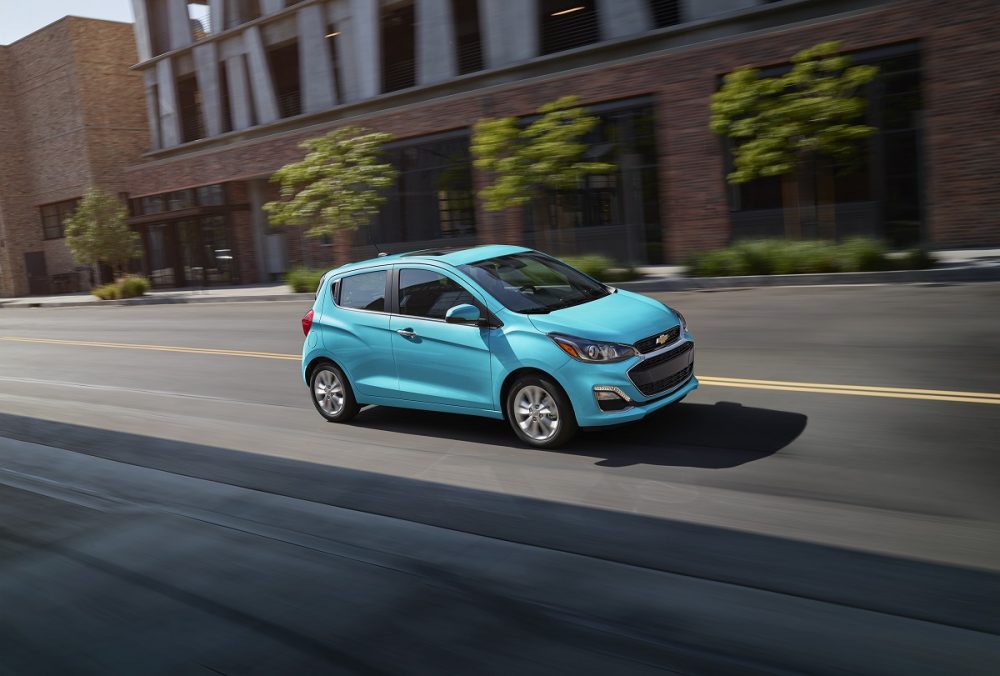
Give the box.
[656,333,669,346]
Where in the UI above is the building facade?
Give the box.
[121,0,999,287]
[0,18,149,297]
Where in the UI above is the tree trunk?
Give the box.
[782,173,801,240]
[816,157,837,240]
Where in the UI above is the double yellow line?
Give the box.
[2,336,998,405]
[698,376,1000,406]
[0,336,299,361]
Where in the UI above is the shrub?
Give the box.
[90,275,150,300]
[685,237,933,277]
[837,237,890,272]
[560,255,640,283]
[117,275,150,298]
[286,267,326,293]
[91,283,119,300]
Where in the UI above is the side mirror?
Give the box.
[445,303,481,324]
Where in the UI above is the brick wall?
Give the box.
[0,18,148,296]
[126,0,1000,264]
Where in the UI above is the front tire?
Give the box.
[310,363,360,423]
[506,375,578,448]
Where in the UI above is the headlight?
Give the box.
[549,334,638,363]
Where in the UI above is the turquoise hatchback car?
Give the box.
[301,245,696,447]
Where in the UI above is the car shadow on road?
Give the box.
[354,401,807,469]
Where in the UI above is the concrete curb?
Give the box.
[2,264,998,308]
[617,264,1000,293]
[0,292,315,309]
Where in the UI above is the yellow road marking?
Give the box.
[698,378,1000,405]
[0,336,299,361]
[697,375,1000,400]
[3,336,998,405]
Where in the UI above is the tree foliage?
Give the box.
[264,125,397,239]
[710,41,879,184]
[471,96,615,212]
[64,188,139,275]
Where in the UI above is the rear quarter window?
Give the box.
[338,270,387,312]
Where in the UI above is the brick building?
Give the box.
[113,0,999,287]
[0,17,149,297]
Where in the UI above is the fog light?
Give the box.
[594,386,632,412]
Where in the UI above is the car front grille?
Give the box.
[634,326,680,354]
[633,363,694,397]
[628,341,695,396]
[638,340,693,368]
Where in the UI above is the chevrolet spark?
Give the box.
[301,245,696,448]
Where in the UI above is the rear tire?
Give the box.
[505,375,578,448]
[310,363,360,423]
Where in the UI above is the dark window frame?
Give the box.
[334,268,390,313]
[39,198,81,240]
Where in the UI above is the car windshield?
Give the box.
[459,253,610,314]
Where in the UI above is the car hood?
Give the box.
[525,289,679,344]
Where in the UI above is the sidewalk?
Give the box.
[2,248,999,309]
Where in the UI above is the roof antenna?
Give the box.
[373,240,387,257]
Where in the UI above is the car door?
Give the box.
[389,265,494,410]
[321,268,398,399]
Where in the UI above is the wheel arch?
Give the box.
[498,367,574,423]
[305,356,343,386]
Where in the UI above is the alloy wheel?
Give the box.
[513,385,560,442]
[314,368,345,416]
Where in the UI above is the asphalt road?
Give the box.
[1,283,998,673]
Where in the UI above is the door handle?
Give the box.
[396,328,416,339]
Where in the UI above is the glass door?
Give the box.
[147,223,175,287]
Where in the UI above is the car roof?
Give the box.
[329,244,532,275]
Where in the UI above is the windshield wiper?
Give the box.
[519,307,552,314]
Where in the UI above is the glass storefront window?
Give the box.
[196,184,225,206]
[140,195,164,215]
[167,190,196,211]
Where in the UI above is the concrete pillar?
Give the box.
[225,54,254,130]
[193,42,223,137]
[209,0,225,34]
[155,58,181,147]
[261,0,284,15]
[297,4,337,112]
[480,0,538,69]
[130,0,153,61]
[416,0,457,85]
[243,25,280,124]
[349,0,380,99]
[143,70,161,149]
[597,0,653,39]
[168,0,193,50]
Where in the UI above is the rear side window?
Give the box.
[398,268,478,320]
[339,270,387,312]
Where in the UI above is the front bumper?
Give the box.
[554,334,697,428]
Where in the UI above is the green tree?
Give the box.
[264,126,397,246]
[710,41,878,238]
[64,188,140,282]
[471,96,615,250]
